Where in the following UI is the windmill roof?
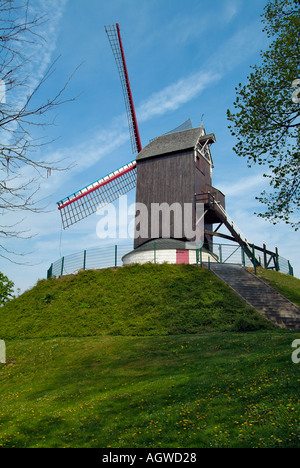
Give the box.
[136,127,216,161]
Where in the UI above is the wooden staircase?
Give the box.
[210,264,300,330]
[196,193,280,270]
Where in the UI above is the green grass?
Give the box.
[0,264,273,340]
[0,332,299,448]
[1,264,299,448]
[252,268,300,308]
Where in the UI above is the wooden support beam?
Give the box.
[204,230,235,243]
[214,223,223,233]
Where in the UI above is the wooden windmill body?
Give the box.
[134,126,225,251]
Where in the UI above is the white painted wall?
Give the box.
[122,249,217,265]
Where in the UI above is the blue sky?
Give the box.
[2,0,300,292]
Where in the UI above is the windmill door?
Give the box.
[176,250,189,264]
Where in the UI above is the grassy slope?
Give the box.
[1,332,299,448]
[0,264,273,340]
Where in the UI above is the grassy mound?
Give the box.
[0,264,273,340]
[1,265,299,448]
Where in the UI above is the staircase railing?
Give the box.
[214,200,251,252]
[196,192,252,250]
[196,192,265,269]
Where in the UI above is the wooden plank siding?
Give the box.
[134,149,195,249]
[134,132,225,251]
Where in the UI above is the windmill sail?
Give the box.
[58,23,141,229]
[57,161,136,229]
[149,119,193,143]
[105,24,142,155]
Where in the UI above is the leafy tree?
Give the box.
[0,271,14,305]
[227,0,300,230]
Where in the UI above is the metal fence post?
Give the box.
[200,247,203,268]
[154,242,156,264]
[83,250,87,271]
[288,261,294,277]
[47,264,53,279]
[252,244,257,275]
[115,245,118,267]
[60,257,65,276]
[219,244,223,264]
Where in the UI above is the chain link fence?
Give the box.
[209,243,293,275]
[47,242,294,279]
[48,244,132,278]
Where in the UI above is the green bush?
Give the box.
[231,315,274,332]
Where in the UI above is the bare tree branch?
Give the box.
[0,0,80,259]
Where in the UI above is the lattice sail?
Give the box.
[149,119,193,143]
[105,24,142,154]
[57,161,136,229]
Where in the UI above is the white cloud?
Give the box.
[138,20,263,124]
[137,70,222,123]
[219,173,267,197]
[206,20,264,75]
[7,0,69,115]
[222,0,240,23]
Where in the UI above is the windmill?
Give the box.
[57,24,259,266]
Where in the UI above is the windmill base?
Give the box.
[122,239,217,266]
